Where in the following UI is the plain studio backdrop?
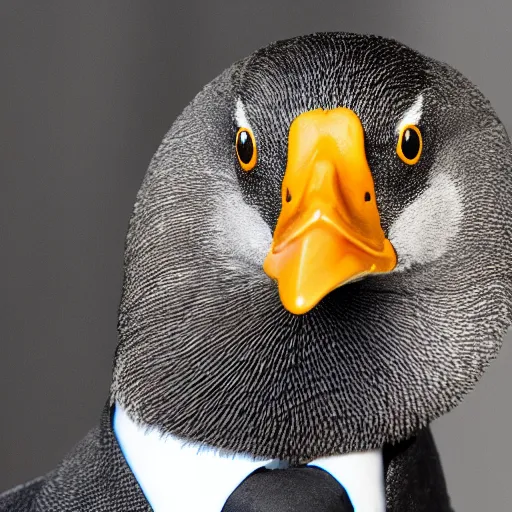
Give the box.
[1,1,511,510]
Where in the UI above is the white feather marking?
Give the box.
[235,98,251,129]
[213,191,272,268]
[396,94,424,133]
[389,173,463,271]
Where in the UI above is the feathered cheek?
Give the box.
[388,173,463,271]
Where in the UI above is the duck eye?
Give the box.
[236,127,257,171]
[397,124,422,165]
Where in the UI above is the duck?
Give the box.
[1,31,511,512]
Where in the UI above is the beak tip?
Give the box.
[282,293,319,316]
[296,295,305,307]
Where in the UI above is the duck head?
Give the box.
[112,33,512,462]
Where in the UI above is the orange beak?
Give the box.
[263,107,397,315]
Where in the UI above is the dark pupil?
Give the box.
[237,130,253,164]
[401,128,420,160]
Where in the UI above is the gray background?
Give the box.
[0,1,511,510]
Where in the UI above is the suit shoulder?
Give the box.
[0,477,45,512]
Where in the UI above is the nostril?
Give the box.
[286,188,292,202]
[364,191,371,202]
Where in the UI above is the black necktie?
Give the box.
[222,465,354,512]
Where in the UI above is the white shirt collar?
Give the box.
[113,403,386,512]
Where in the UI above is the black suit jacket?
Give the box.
[0,402,453,511]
